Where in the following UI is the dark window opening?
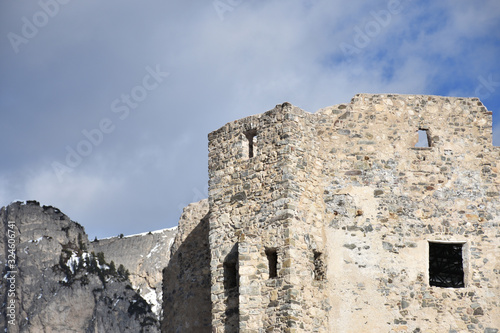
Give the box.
[313,251,325,281]
[415,129,431,147]
[265,248,277,278]
[224,261,238,290]
[429,242,464,288]
[223,244,239,330]
[244,129,257,158]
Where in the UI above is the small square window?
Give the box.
[415,129,431,147]
[429,242,464,288]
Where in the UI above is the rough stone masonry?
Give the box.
[197,93,499,333]
[1,93,497,333]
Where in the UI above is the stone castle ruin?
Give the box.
[1,93,498,332]
[163,94,499,332]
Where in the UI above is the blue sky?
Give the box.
[1,0,499,239]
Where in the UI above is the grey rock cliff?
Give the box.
[89,227,177,318]
[0,201,159,332]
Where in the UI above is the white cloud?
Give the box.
[0,0,499,238]
[24,169,124,218]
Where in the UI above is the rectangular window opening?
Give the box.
[265,248,277,279]
[223,245,239,329]
[429,242,464,288]
[415,129,431,148]
[313,251,325,281]
[224,261,238,290]
[244,129,258,158]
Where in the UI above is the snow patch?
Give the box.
[66,252,80,273]
[146,243,161,258]
[98,226,177,240]
[97,261,109,270]
[142,287,159,315]
[161,226,178,235]
[28,236,44,244]
[167,237,175,251]
[11,199,25,205]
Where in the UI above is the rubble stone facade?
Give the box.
[206,94,499,332]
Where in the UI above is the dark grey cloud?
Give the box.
[1,0,499,238]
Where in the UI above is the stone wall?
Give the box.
[161,199,211,332]
[207,94,499,332]
[316,94,499,333]
[209,105,291,331]
[208,103,330,332]
[3,93,498,333]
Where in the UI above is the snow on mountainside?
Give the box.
[0,201,159,332]
[89,226,178,318]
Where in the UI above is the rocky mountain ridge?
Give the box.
[89,226,177,318]
[0,200,170,332]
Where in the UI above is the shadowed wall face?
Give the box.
[162,201,211,333]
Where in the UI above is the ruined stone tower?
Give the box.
[206,94,499,332]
